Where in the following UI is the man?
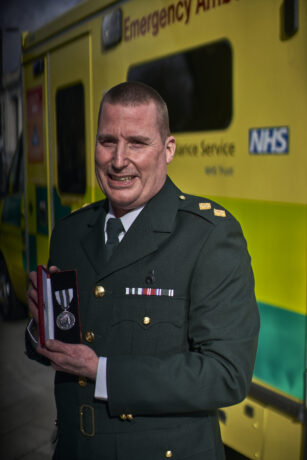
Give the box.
[26,81,259,460]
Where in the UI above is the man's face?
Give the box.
[95,102,176,216]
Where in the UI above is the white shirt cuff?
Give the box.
[94,357,108,400]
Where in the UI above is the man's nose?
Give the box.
[112,142,128,169]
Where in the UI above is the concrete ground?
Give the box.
[0,318,56,460]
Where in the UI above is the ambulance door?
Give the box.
[0,137,27,318]
[23,56,51,273]
[48,34,93,225]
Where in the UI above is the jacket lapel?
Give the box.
[80,201,108,275]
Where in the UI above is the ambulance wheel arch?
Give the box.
[0,254,26,320]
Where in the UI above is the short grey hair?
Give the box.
[98,81,170,142]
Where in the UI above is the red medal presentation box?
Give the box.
[37,266,81,345]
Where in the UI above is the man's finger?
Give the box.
[49,265,61,273]
[27,280,39,323]
[27,286,38,303]
[45,339,70,353]
[28,271,38,289]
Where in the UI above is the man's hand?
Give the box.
[38,340,99,381]
[27,265,98,379]
[27,270,39,324]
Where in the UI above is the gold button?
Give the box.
[85,331,95,343]
[94,285,105,298]
[143,316,151,325]
[126,414,134,421]
[165,451,173,458]
[179,195,186,200]
[78,376,87,387]
[120,414,127,420]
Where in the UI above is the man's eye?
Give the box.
[101,139,116,146]
[131,140,144,147]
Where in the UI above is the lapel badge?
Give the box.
[145,270,155,285]
[199,202,211,210]
[214,208,226,217]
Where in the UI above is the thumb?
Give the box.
[45,339,66,352]
[49,265,61,273]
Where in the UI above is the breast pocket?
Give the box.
[107,296,188,356]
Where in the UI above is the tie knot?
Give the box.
[106,218,124,244]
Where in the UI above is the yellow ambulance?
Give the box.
[0,0,305,458]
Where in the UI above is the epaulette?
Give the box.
[176,193,233,225]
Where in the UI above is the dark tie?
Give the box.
[105,218,124,260]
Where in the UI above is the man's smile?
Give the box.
[107,173,139,188]
[109,175,136,182]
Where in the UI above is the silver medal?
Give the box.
[56,310,76,330]
[55,288,75,331]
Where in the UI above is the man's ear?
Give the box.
[165,136,176,164]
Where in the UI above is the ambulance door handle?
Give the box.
[38,200,47,227]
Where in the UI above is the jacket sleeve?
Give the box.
[107,218,260,416]
[24,321,50,366]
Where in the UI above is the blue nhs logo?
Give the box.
[249,127,289,154]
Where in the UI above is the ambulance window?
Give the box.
[56,83,86,195]
[127,40,232,132]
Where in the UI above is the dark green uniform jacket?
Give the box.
[27,177,259,460]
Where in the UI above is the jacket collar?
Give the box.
[81,177,181,279]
